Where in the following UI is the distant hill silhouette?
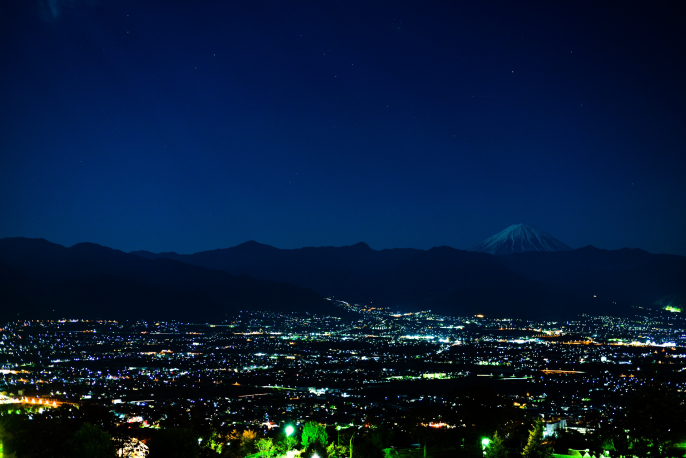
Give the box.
[0,238,334,321]
[2,236,683,321]
[132,241,686,319]
[493,246,686,313]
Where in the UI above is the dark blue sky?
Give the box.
[1,1,685,255]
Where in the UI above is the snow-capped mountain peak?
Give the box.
[470,223,572,255]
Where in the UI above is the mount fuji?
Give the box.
[469,223,572,256]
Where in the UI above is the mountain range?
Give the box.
[0,238,333,321]
[131,239,685,319]
[1,225,684,320]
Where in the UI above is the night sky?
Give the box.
[1,1,685,255]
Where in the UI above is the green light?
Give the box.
[286,425,295,437]
[481,438,491,449]
[664,305,682,313]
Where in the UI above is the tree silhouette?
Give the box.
[256,437,277,458]
[521,420,552,458]
[485,432,508,458]
[0,415,72,458]
[302,421,328,450]
[327,441,349,458]
[624,384,686,458]
[71,423,116,458]
[148,427,200,458]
